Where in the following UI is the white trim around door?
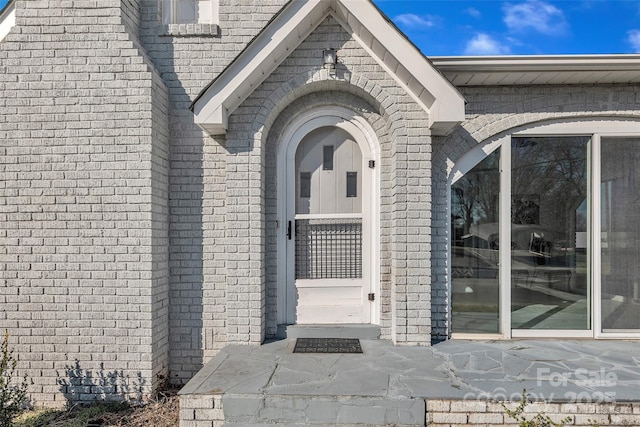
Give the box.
[276,106,381,327]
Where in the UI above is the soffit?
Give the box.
[430,55,640,86]
[191,0,465,136]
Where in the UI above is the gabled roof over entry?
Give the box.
[190,0,466,136]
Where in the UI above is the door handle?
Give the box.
[287,221,292,240]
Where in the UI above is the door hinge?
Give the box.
[368,293,375,301]
[368,160,375,169]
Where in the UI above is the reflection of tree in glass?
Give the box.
[512,195,540,225]
[452,150,500,237]
[511,137,588,243]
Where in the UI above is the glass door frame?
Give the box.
[507,133,592,338]
[593,132,640,339]
[450,119,640,340]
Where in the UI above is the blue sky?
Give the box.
[2,0,640,56]
[373,0,640,56]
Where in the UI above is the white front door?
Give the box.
[286,126,372,324]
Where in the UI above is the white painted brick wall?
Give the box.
[179,394,223,427]
[9,0,613,406]
[138,0,289,384]
[0,0,169,406]
[427,399,640,426]
[139,2,437,383]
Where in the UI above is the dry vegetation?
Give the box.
[14,388,179,427]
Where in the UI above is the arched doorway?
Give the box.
[277,108,380,326]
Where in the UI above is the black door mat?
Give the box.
[293,338,363,353]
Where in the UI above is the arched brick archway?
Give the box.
[222,69,434,345]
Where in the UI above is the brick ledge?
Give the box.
[159,23,218,37]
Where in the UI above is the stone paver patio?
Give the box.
[179,338,640,425]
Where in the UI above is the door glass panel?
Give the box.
[601,137,640,332]
[451,150,500,333]
[511,137,590,330]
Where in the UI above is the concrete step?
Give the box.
[220,393,425,426]
[277,324,381,340]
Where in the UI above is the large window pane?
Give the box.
[511,137,590,330]
[601,137,640,332]
[451,150,500,333]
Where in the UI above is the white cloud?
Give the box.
[463,33,511,55]
[465,7,482,18]
[629,30,640,53]
[393,13,436,29]
[503,0,568,35]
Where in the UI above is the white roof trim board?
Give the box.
[0,1,16,43]
[430,55,640,86]
[191,0,466,136]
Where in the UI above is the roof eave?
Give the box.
[0,0,16,42]
[338,0,465,135]
[192,0,329,135]
[430,54,640,72]
[430,54,640,86]
[0,0,14,17]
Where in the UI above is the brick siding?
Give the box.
[1,0,438,404]
[7,0,638,409]
[0,0,170,406]
[137,0,288,384]
[427,399,640,427]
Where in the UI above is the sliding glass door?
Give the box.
[451,124,640,338]
[451,151,500,334]
[510,137,590,331]
[600,137,640,332]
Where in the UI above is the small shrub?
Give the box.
[502,389,572,427]
[0,331,29,427]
